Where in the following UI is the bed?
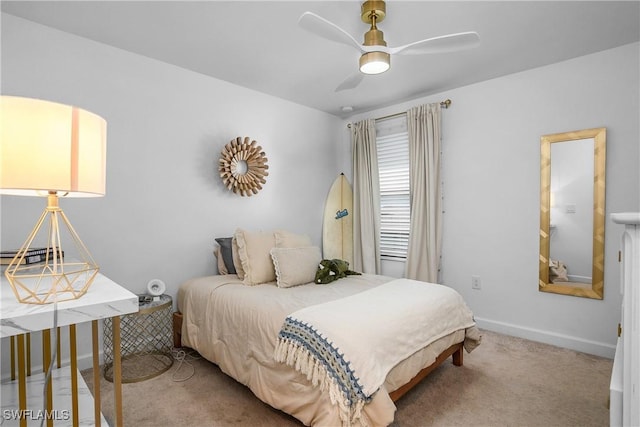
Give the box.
[174,229,481,426]
[174,229,481,427]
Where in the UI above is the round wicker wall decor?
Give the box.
[218,136,269,197]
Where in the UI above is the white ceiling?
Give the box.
[2,1,639,118]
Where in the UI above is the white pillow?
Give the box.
[231,236,245,280]
[274,230,312,248]
[270,246,322,288]
[234,228,276,285]
[214,246,228,275]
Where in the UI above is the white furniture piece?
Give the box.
[1,273,138,426]
[610,212,640,427]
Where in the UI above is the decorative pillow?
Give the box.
[214,246,228,275]
[270,246,322,288]
[214,237,236,275]
[234,228,277,285]
[232,236,245,280]
[274,230,312,248]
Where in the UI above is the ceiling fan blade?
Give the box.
[390,31,480,56]
[299,12,363,52]
[335,73,365,92]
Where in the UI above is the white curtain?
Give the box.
[405,103,442,282]
[351,119,381,274]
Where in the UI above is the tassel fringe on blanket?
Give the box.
[274,321,369,427]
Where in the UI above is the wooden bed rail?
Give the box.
[388,342,464,402]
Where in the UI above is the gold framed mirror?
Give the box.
[539,127,606,299]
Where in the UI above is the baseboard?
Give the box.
[474,317,616,359]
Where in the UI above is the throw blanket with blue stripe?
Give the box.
[274,278,477,426]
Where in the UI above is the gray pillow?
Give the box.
[214,237,236,274]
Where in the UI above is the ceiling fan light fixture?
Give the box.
[359,51,390,74]
[299,0,480,90]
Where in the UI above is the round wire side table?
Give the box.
[103,294,174,383]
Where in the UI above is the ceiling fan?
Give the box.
[299,0,480,91]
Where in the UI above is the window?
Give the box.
[376,115,410,260]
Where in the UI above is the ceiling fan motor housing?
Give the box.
[364,27,386,47]
[361,0,386,24]
[362,0,387,48]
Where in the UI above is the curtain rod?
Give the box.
[347,99,451,129]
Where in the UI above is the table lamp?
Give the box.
[0,96,107,304]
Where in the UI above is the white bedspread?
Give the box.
[178,274,481,426]
[274,278,476,425]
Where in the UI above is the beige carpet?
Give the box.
[81,330,612,426]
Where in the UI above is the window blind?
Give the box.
[376,115,410,259]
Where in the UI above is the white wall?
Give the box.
[342,42,640,357]
[0,14,342,375]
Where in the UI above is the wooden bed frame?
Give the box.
[388,341,463,401]
[172,311,464,403]
[173,311,184,348]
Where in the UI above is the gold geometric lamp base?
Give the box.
[4,192,99,305]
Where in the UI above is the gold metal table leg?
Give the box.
[92,320,102,426]
[57,326,62,368]
[42,329,53,427]
[10,336,15,381]
[113,316,123,427]
[26,332,31,377]
[42,329,51,373]
[16,334,27,427]
[69,324,79,427]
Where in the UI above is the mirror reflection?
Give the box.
[549,138,594,288]
[539,128,606,299]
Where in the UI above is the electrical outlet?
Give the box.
[472,275,481,290]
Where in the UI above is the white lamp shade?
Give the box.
[1,96,107,197]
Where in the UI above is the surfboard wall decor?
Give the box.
[322,173,353,266]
